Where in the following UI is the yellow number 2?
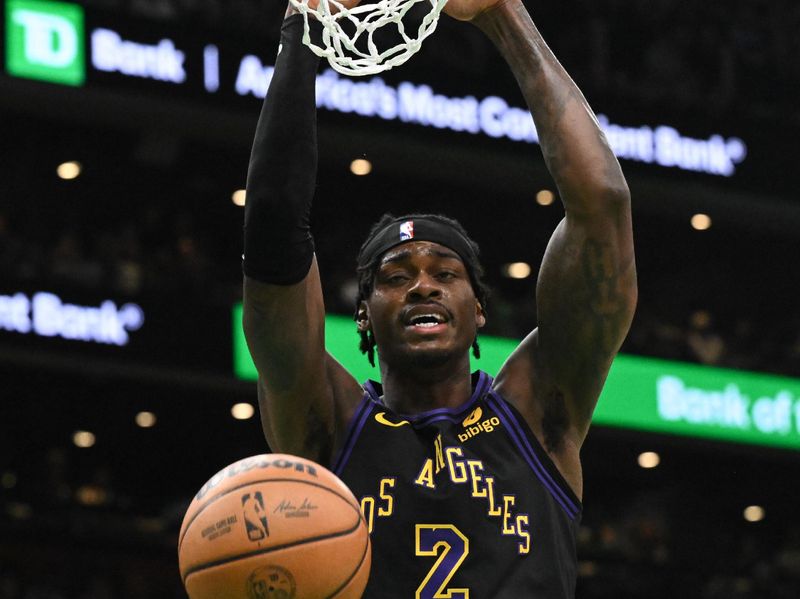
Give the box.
[415,524,469,599]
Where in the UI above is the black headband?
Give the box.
[361,217,479,268]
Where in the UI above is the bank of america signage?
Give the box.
[3,0,747,177]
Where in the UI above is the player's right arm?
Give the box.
[242,10,361,463]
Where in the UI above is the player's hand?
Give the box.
[443,0,515,22]
[286,0,361,18]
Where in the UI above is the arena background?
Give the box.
[1,0,799,597]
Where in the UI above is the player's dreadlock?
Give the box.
[354,213,490,366]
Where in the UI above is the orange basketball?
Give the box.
[178,454,371,599]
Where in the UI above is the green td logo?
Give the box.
[5,0,85,86]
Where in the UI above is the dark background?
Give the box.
[1,0,799,597]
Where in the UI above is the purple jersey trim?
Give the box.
[363,379,381,401]
[332,372,493,475]
[331,393,374,476]
[366,371,491,426]
[487,392,581,520]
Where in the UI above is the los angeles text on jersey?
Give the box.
[359,433,531,554]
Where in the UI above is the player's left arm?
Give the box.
[458,1,637,467]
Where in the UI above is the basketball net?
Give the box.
[288,0,448,76]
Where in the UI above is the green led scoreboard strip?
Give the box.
[594,355,800,450]
[232,306,800,451]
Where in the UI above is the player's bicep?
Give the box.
[243,256,336,460]
[536,200,637,435]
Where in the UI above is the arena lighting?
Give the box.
[72,430,96,448]
[535,190,555,206]
[57,160,82,180]
[135,411,157,428]
[231,402,255,420]
[75,484,108,506]
[350,158,372,176]
[637,451,661,469]
[503,262,532,279]
[743,505,765,522]
[1,472,17,489]
[136,517,167,533]
[577,561,598,577]
[691,213,712,230]
[6,502,32,520]
[232,189,246,206]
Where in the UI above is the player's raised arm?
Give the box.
[451,1,637,460]
[242,8,359,462]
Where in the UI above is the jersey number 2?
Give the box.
[415,524,470,599]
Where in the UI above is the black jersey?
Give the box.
[332,371,582,599]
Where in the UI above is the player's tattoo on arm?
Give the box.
[542,388,569,453]
[533,87,587,188]
[477,2,628,208]
[582,238,626,359]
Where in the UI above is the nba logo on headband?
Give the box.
[399,221,414,241]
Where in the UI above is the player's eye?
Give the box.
[381,272,409,284]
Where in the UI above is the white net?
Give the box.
[288,0,449,76]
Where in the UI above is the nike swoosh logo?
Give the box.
[374,412,411,427]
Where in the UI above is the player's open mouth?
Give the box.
[402,306,451,333]
[407,314,447,329]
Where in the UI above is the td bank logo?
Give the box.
[6,0,85,86]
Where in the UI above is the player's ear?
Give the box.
[357,302,370,332]
[475,301,486,329]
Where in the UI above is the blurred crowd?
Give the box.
[0,208,233,301]
[1,480,798,599]
[3,201,800,378]
[556,0,798,122]
[1,534,797,599]
[576,495,800,599]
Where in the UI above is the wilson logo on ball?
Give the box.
[241,492,270,541]
[195,457,318,500]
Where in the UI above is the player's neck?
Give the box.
[378,359,474,414]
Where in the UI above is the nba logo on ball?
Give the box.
[242,492,270,541]
[399,220,414,241]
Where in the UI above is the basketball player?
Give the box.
[242,0,636,596]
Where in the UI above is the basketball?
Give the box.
[178,454,371,599]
